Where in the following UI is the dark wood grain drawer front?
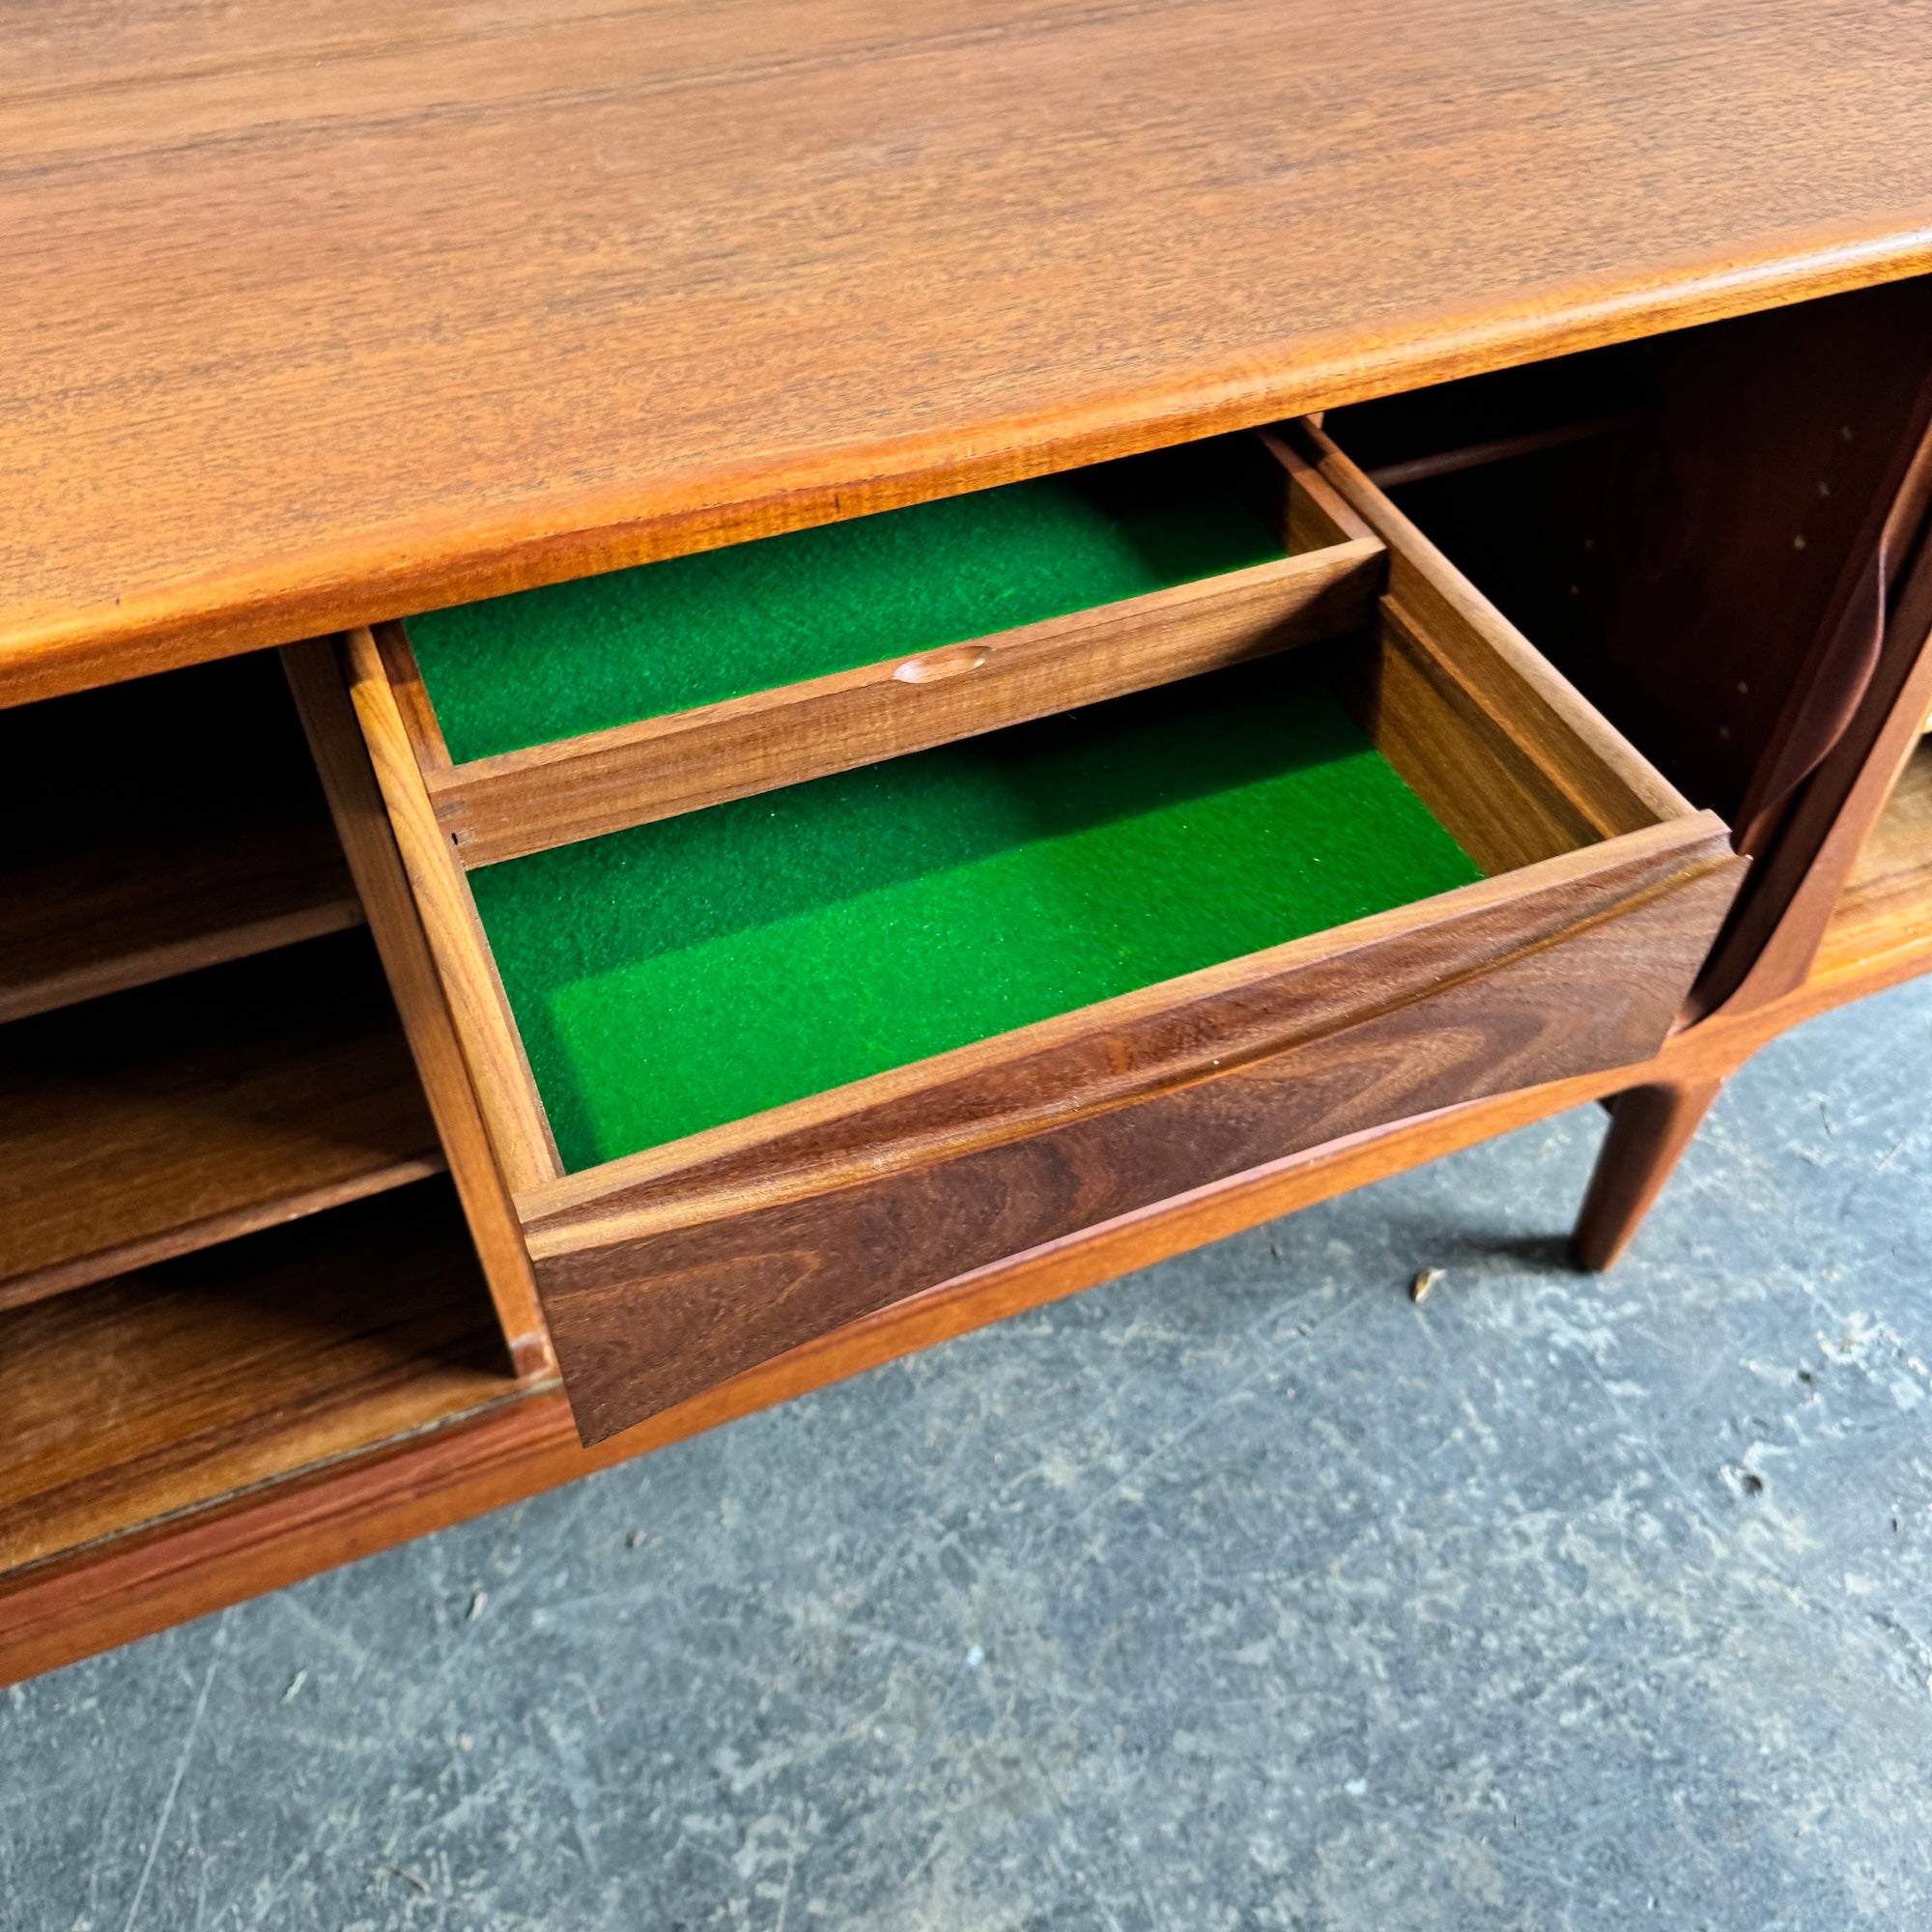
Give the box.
[525,821,1735,1439]
[330,420,1746,1447]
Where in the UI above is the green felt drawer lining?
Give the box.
[469,658,1484,1174]
[407,437,1289,764]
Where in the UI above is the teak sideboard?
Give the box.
[6,1,1932,1684]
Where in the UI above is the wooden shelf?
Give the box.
[0,654,360,1024]
[1815,738,1932,980]
[0,1180,520,1574]
[0,933,443,1313]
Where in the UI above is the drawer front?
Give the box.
[526,818,1741,1442]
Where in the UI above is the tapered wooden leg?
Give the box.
[1571,1077,1725,1271]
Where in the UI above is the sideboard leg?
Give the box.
[1571,1078,1725,1271]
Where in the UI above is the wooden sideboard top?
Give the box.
[8,0,1932,700]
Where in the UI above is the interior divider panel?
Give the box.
[330,417,1746,1449]
[282,636,560,1381]
[381,434,1385,866]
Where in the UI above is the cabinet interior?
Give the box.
[7,283,1932,1595]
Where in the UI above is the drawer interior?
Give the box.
[352,420,1714,1192]
[408,434,1294,761]
[469,655,1483,1170]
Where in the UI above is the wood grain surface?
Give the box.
[342,627,564,1193]
[7,1,1932,700]
[283,638,557,1378]
[0,1181,518,1572]
[530,821,1742,1440]
[1814,736,1932,975]
[0,935,442,1314]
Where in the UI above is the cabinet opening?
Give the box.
[0,1180,519,1574]
[0,653,359,1025]
[1323,276,1932,825]
[0,931,442,1313]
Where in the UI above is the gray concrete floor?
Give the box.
[7,980,1932,1930]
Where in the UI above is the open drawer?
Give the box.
[300,424,1743,1446]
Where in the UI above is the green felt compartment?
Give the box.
[469,660,1485,1174]
[409,438,1287,763]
